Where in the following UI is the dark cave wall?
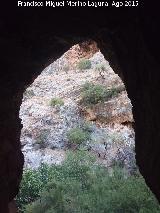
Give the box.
[0,6,160,212]
[96,22,160,200]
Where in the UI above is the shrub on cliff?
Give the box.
[80,82,123,106]
[81,82,111,105]
[49,98,64,107]
[81,82,106,105]
[67,127,90,146]
[77,58,91,70]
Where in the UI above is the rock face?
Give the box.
[81,92,133,124]
[20,47,134,170]
[0,5,160,211]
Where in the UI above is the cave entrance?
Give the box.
[17,41,159,212]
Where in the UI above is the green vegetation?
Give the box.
[81,121,94,133]
[16,151,160,213]
[77,58,91,70]
[81,82,106,105]
[67,127,91,146]
[95,63,106,72]
[49,98,64,107]
[81,82,119,106]
[16,164,49,212]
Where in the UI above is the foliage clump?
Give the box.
[67,127,90,146]
[16,164,51,212]
[77,58,91,70]
[81,82,119,106]
[16,151,160,213]
[49,98,64,107]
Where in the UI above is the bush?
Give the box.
[16,164,54,212]
[22,151,160,213]
[81,82,107,105]
[81,82,122,106]
[16,151,95,212]
[49,98,64,107]
[106,87,119,98]
[67,127,90,146]
[81,121,94,133]
[77,59,91,70]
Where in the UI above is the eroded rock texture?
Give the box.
[0,4,160,212]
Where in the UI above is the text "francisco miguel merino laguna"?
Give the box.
[17,1,109,7]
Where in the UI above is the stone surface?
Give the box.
[20,50,134,170]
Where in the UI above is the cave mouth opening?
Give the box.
[16,40,159,212]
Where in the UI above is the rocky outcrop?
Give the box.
[62,41,99,69]
[80,91,133,124]
[80,52,133,126]
[20,49,134,170]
